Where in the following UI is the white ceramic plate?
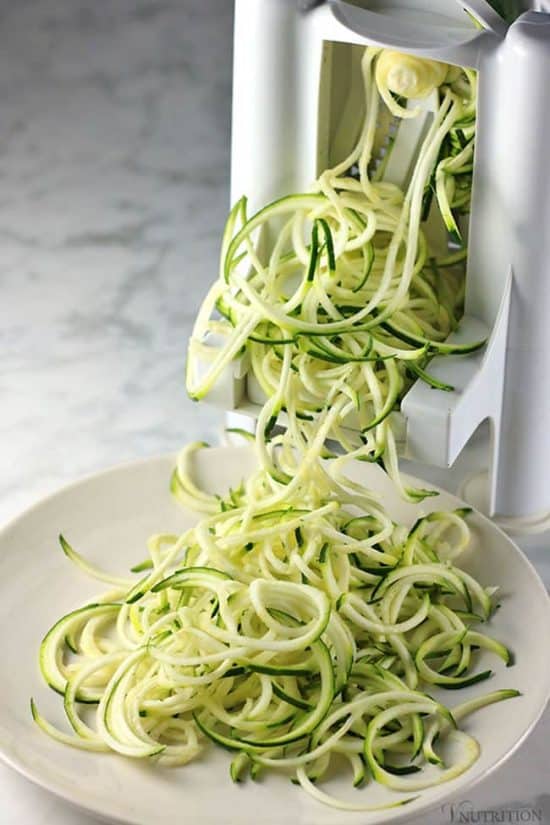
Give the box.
[0,448,549,825]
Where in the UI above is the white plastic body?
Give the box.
[476,12,550,517]
[227,0,550,520]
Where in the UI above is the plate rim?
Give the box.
[0,448,549,825]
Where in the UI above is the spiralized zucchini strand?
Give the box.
[33,48,518,812]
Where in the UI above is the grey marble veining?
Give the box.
[1,0,233,525]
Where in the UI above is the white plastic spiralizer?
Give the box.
[222,0,550,530]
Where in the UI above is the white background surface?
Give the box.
[0,1,548,823]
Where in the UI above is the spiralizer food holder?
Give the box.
[223,0,550,527]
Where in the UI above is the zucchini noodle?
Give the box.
[33,48,519,812]
[186,49,479,500]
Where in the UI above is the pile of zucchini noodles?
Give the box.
[33,48,518,811]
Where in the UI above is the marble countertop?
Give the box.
[0,2,548,823]
[0,0,230,529]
